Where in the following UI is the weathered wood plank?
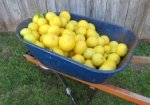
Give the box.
[37,0,47,13]
[124,0,140,30]
[115,0,130,26]
[0,0,8,31]
[46,0,56,12]
[68,0,77,14]
[140,0,150,39]
[85,0,94,18]
[133,0,147,36]
[55,0,69,12]
[22,0,41,17]
[16,0,30,19]
[141,13,150,39]
[104,0,120,23]
[75,0,86,16]
[0,0,22,31]
[0,12,7,31]
[94,0,108,21]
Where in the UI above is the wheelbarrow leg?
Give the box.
[85,87,97,105]
[56,73,96,105]
[55,73,79,105]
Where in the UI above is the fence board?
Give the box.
[68,0,77,14]
[85,0,94,18]
[114,0,130,26]
[104,0,120,23]
[0,0,150,39]
[37,0,47,13]
[94,0,108,20]
[23,0,41,17]
[124,0,140,30]
[0,0,8,31]
[75,0,86,16]
[46,0,56,12]
[55,0,70,12]
[133,0,146,36]
[140,0,150,39]
[0,0,22,31]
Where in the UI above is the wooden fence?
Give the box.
[0,0,150,39]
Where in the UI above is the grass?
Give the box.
[0,32,150,105]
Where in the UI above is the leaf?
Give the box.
[35,12,44,18]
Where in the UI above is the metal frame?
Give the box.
[23,54,150,105]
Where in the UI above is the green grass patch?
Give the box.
[0,32,150,105]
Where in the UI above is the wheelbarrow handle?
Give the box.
[131,56,150,64]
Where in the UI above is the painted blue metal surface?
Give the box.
[16,13,138,84]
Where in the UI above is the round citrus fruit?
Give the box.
[107,53,120,64]
[88,23,95,30]
[92,53,103,66]
[32,31,40,40]
[45,12,56,21]
[94,45,105,55]
[23,34,36,43]
[100,60,116,71]
[98,37,105,46]
[37,18,47,26]
[86,29,99,38]
[28,22,38,31]
[32,14,39,23]
[74,40,87,54]
[62,29,75,37]
[65,22,75,31]
[116,43,128,57]
[75,34,85,42]
[35,41,44,48]
[20,28,32,36]
[48,25,61,35]
[83,48,95,59]
[84,60,95,68]
[40,34,46,43]
[101,35,110,45]
[111,47,117,53]
[72,54,85,64]
[104,45,111,53]
[109,41,118,48]
[59,11,71,22]
[39,24,50,35]
[50,16,62,27]
[86,36,98,47]
[69,20,77,26]
[53,47,64,56]
[77,20,88,29]
[59,35,75,51]
[60,17,67,27]
[43,34,59,48]
[75,27,86,35]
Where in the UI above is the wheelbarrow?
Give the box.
[16,13,150,105]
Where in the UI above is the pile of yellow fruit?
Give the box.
[20,11,128,71]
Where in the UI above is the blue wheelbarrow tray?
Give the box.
[16,13,138,84]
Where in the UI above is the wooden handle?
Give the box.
[23,54,49,70]
[131,56,150,64]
